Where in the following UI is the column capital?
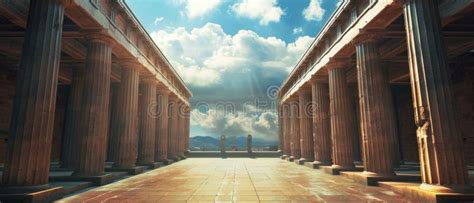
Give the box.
[156,88,171,95]
[60,0,74,7]
[392,0,406,6]
[352,29,383,45]
[118,58,142,70]
[83,30,116,45]
[309,75,328,84]
[140,76,159,85]
[168,94,179,101]
[326,57,351,70]
[299,87,312,95]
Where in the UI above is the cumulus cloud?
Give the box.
[153,17,164,25]
[150,23,314,140]
[150,23,313,87]
[231,0,284,25]
[191,104,278,140]
[173,0,222,19]
[303,0,325,21]
[293,27,303,35]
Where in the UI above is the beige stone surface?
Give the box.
[59,158,414,202]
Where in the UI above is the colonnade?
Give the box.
[279,0,470,193]
[1,0,191,189]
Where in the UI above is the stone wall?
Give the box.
[450,58,474,165]
[51,86,69,162]
[0,65,16,165]
[0,66,70,164]
[392,85,419,163]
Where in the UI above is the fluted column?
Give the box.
[111,61,140,169]
[278,105,284,152]
[2,0,66,186]
[299,89,314,162]
[356,34,396,176]
[328,62,355,170]
[177,101,185,157]
[404,0,469,192]
[61,66,85,169]
[355,33,398,176]
[155,89,170,162]
[185,106,190,151]
[282,103,291,156]
[311,81,332,165]
[289,100,300,160]
[168,96,179,160]
[137,78,157,165]
[73,33,114,176]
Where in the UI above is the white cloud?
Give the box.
[231,0,285,25]
[303,0,325,21]
[293,27,303,35]
[150,23,314,87]
[191,104,278,140]
[153,17,164,25]
[186,0,222,19]
[171,0,222,19]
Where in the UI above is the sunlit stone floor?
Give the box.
[58,158,414,202]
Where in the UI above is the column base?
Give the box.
[379,182,474,202]
[138,162,163,169]
[286,156,295,162]
[163,159,175,165]
[169,156,181,162]
[419,183,473,193]
[50,172,126,186]
[340,171,421,186]
[155,159,174,165]
[178,155,187,160]
[280,155,288,159]
[320,165,362,175]
[106,166,146,175]
[0,185,63,203]
[295,158,313,165]
[304,161,331,169]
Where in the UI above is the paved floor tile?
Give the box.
[58,158,414,202]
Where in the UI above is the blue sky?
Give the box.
[126,0,340,141]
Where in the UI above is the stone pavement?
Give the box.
[58,158,414,202]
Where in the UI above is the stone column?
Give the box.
[220,135,226,153]
[282,103,291,157]
[247,134,252,153]
[155,89,170,163]
[137,78,157,166]
[328,62,355,170]
[311,81,332,165]
[354,33,398,176]
[111,61,140,169]
[278,105,283,152]
[177,101,185,158]
[73,33,114,176]
[185,106,190,152]
[2,0,66,186]
[404,0,470,192]
[298,89,314,163]
[167,96,179,160]
[61,66,85,169]
[289,100,301,160]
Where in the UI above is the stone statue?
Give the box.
[220,135,226,153]
[247,134,252,153]
[232,136,237,151]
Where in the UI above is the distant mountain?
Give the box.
[189,135,278,151]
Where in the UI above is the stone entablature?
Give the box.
[278,0,472,104]
[0,0,191,104]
